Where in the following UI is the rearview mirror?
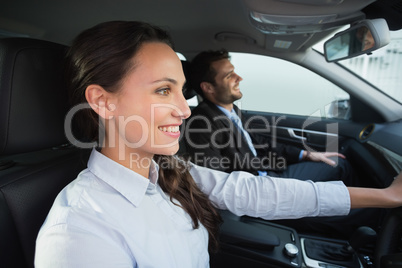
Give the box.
[324,19,390,62]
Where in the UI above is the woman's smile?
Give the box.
[158,125,181,138]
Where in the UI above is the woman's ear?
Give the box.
[85,85,115,119]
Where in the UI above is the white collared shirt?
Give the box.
[35,148,350,268]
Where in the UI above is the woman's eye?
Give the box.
[157,88,170,95]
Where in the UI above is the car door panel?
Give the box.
[243,110,356,153]
[243,110,397,188]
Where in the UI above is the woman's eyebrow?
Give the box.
[152,77,186,87]
[151,77,178,85]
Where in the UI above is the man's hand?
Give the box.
[303,151,346,166]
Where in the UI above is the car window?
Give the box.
[230,52,350,119]
[176,52,186,60]
[314,29,402,104]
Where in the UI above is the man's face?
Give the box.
[209,58,243,106]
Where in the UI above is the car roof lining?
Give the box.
[1,0,401,56]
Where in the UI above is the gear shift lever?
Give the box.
[345,226,377,253]
[303,226,377,268]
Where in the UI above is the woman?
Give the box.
[35,21,402,267]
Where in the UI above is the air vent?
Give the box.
[359,124,375,140]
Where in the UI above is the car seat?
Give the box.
[0,38,90,268]
[176,60,197,158]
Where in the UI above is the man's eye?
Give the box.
[157,88,170,95]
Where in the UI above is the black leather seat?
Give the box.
[0,38,89,268]
[181,60,197,100]
[177,60,198,157]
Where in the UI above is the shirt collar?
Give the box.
[216,104,235,118]
[87,148,159,207]
[216,104,243,123]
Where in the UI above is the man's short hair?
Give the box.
[189,49,230,97]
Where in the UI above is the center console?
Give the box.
[301,236,363,268]
[210,210,368,268]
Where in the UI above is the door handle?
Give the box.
[287,129,307,141]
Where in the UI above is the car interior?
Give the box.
[1,0,402,268]
[0,38,92,268]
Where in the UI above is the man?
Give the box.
[181,49,385,238]
[184,49,353,183]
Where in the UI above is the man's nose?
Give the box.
[235,72,243,82]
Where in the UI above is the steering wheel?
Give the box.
[374,207,402,268]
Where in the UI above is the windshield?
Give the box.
[314,28,402,104]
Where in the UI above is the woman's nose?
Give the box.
[172,93,191,119]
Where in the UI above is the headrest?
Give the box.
[0,38,69,156]
[181,60,197,100]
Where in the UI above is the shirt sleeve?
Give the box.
[299,150,305,161]
[189,162,350,220]
[35,222,134,268]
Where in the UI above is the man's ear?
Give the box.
[200,81,214,95]
[85,85,115,120]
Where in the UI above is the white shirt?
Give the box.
[35,148,350,268]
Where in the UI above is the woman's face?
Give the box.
[107,42,191,160]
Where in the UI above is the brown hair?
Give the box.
[189,49,230,97]
[66,20,222,252]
